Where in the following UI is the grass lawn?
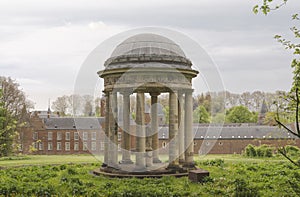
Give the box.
[0,154,99,167]
[0,153,290,167]
[0,154,299,196]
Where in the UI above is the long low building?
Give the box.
[18,112,299,155]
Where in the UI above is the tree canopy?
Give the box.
[193,105,210,123]
[226,106,255,123]
[0,88,18,156]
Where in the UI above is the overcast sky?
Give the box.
[0,0,298,110]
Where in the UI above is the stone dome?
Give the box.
[111,33,186,58]
[104,33,192,68]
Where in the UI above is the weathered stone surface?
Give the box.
[188,169,209,182]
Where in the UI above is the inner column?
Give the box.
[111,91,119,167]
[178,92,185,164]
[168,90,179,169]
[121,91,133,164]
[135,92,146,170]
[150,92,161,163]
[102,91,110,167]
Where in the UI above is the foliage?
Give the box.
[193,105,210,123]
[226,106,255,123]
[0,89,18,157]
[244,144,274,158]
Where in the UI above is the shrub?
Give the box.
[244,144,273,158]
[245,144,256,157]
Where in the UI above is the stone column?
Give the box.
[184,89,195,168]
[168,91,179,169]
[102,91,110,167]
[178,92,185,164]
[150,92,161,163]
[135,92,146,170]
[109,91,118,168]
[121,91,133,164]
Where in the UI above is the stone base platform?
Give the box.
[92,163,193,178]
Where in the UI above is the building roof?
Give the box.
[43,117,105,130]
[158,124,296,140]
[41,117,296,140]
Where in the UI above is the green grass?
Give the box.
[0,154,99,167]
[0,154,299,196]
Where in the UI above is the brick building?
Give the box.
[19,112,299,155]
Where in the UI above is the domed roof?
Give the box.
[104,33,192,68]
[110,33,186,58]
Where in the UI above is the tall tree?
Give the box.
[0,88,18,156]
[253,0,300,173]
[0,76,33,123]
[52,95,69,116]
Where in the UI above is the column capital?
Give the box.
[120,90,132,96]
[185,89,194,94]
[150,92,160,97]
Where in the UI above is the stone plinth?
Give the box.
[188,169,209,182]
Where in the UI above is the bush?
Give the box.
[285,145,300,157]
[244,144,274,158]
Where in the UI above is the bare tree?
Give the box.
[52,95,69,116]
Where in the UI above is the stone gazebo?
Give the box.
[96,33,198,176]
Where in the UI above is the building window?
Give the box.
[91,142,96,151]
[65,132,70,141]
[219,142,223,146]
[74,132,79,140]
[162,142,167,149]
[92,132,97,140]
[39,142,43,150]
[57,142,62,150]
[74,142,79,151]
[83,142,88,150]
[83,132,88,141]
[33,142,38,149]
[48,132,53,140]
[65,142,70,151]
[33,132,38,140]
[193,142,197,146]
[57,132,62,140]
[48,142,53,150]
[206,142,210,146]
[100,141,104,151]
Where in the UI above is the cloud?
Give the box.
[0,0,298,109]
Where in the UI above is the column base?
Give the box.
[179,159,185,164]
[166,164,182,172]
[183,162,196,169]
[120,159,134,164]
[153,158,162,163]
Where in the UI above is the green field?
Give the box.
[0,154,299,196]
